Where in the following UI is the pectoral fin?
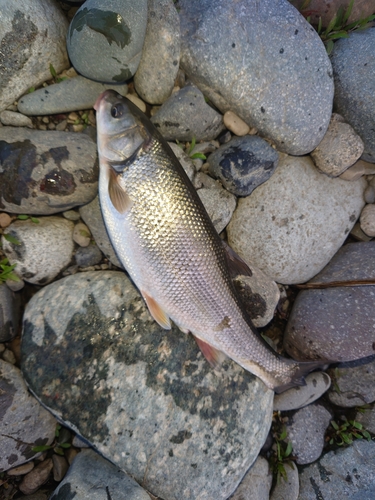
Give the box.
[193,336,226,368]
[142,291,171,330]
[108,168,132,213]
[222,241,253,278]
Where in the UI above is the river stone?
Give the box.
[331,29,375,163]
[0,127,98,215]
[50,449,150,500]
[0,283,20,342]
[355,405,375,434]
[270,462,299,500]
[298,440,375,500]
[2,217,74,285]
[21,271,273,500]
[227,155,366,284]
[151,85,225,141]
[18,76,128,115]
[207,135,279,196]
[0,110,33,128]
[284,242,375,362]
[134,0,180,104]
[67,0,148,83]
[179,0,333,155]
[0,0,69,112]
[197,187,236,234]
[79,196,123,268]
[231,455,272,500]
[0,360,56,473]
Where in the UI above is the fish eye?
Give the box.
[111,104,124,118]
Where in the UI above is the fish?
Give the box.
[94,89,324,393]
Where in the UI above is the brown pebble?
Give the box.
[0,212,12,228]
[65,447,79,465]
[56,120,67,131]
[72,124,84,133]
[19,458,53,495]
[52,454,69,482]
[223,110,250,136]
[68,112,79,122]
[7,461,35,476]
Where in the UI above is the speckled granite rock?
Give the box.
[0,128,98,215]
[21,271,273,500]
[0,360,56,473]
[50,449,151,500]
[231,455,272,500]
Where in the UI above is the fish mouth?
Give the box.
[94,91,106,112]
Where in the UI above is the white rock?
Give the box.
[360,204,375,237]
[227,155,366,284]
[197,187,236,233]
[273,372,331,411]
[73,222,91,247]
[1,217,74,285]
[231,456,272,500]
[125,94,147,113]
[364,185,375,204]
[224,110,250,136]
[270,462,299,500]
[0,110,33,128]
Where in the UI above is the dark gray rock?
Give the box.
[21,271,273,500]
[298,440,375,500]
[331,29,375,163]
[50,449,150,500]
[286,403,332,465]
[284,242,375,362]
[2,217,74,285]
[0,0,69,112]
[67,0,148,83]
[75,245,103,267]
[0,128,98,215]
[79,196,123,268]
[355,404,375,434]
[0,283,20,342]
[327,357,375,407]
[207,136,279,196]
[151,85,225,141]
[18,76,128,115]
[0,360,56,473]
[179,0,333,155]
[134,0,180,104]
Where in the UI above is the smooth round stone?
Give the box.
[197,186,236,234]
[331,29,375,163]
[75,244,102,267]
[7,461,35,476]
[339,160,366,181]
[0,110,33,128]
[18,76,128,115]
[360,204,375,237]
[207,135,279,196]
[227,155,366,284]
[223,111,250,137]
[231,456,272,500]
[273,372,331,411]
[134,0,180,104]
[19,458,53,495]
[0,213,12,228]
[67,0,148,83]
[270,462,299,500]
[1,217,74,285]
[62,210,81,221]
[0,0,69,112]
[73,222,91,247]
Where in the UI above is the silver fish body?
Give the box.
[95,90,322,393]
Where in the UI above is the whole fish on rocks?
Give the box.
[94,89,324,393]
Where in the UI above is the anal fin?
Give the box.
[108,168,132,213]
[142,291,171,330]
[194,336,226,369]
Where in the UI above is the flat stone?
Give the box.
[0,110,33,128]
[339,160,366,181]
[73,222,91,247]
[298,440,375,500]
[18,76,128,115]
[179,0,333,155]
[360,204,375,237]
[52,454,69,482]
[0,360,56,473]
[19,458,53,495]
[231,455,272,500]
[284,242,375,362]
[2,217,74,285]
[0,283,20,342]
[134,0,180,104]
[67,0,148,82]
[273,372,331,412]
[21,271,273,500]
[331,29,375,163]
[50,449,151,500]
[227,155,366,284]
[0,0,69,112]
[0,127,98,215]
[7,461,35,476]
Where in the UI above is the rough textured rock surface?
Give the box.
[270,462,299,500]
[67,0,148,82]
[284,242,375,362]
[331,29,375,163]
[0,0,69,112]
[134,0,180,104]
[0,283,20,342]
[50,449,151,500]
[21,271,273,500]
[298,440,375,500]
[179,0,334,155]
[0,128,98,215]
[0,360,56,473]
[227,155,366,284]
[231,456,272,500]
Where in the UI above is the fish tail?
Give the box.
[274,360,329,394]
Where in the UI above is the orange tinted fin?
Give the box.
[222,241,253,278]
[194,336,226,368]
[108,168,132,214]
[142,291,171,330]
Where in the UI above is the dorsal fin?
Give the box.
[108,168,132,213]
[142,290,171,330]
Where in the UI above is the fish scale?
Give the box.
[95,89,325,392]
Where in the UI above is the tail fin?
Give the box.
[274,360,329,394]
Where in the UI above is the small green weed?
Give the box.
[32,424,71,456]
[327,417,371,446]
[187,137,207,160]
[2,233,20,246]
[17,214,40,223]
[0,258,20,283]
[269,424,295,483]
[49,63,68,84]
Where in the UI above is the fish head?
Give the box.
[94,89,149,164]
